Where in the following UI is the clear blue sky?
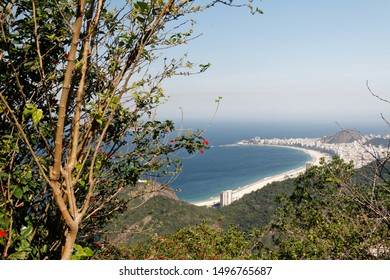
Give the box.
[157,0,390,128]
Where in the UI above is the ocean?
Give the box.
[163,120,389,202]
[171,145,311,202]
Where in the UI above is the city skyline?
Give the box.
[156,0,390,126]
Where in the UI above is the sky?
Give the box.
[156,0,390,130]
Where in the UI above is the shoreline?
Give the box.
[192,145,330,207]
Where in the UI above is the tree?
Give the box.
[0,0,262,259]
[258,157,389,259]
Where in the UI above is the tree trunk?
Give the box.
[61,226,78,260]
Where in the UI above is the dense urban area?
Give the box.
[236,130,390,168]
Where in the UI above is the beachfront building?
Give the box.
[244,134,387,168]
[306,162,313,169]
[220,190,233,207]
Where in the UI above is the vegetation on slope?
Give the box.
[261,158,389,259]
[219,178,296,232]
[100,175,297,247]
[96,157,389,260]
[103,196,221,247]
[95,222,253,260]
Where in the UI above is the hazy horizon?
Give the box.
[161,119,390,151]
[155,0,390,126]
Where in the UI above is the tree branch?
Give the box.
[31,0,45,79]
[52,0,87,181]
[367,80,390,104]
[0,93,51,185]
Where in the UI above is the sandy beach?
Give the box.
[193,146,329,207]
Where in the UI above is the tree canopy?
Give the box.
[0,0,261,259]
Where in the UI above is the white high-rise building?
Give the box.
[220,190,233,207]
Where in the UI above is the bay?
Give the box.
[170,145,311,203]
[161,120,387,203]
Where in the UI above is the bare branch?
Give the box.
[367,80,390,104]
[31,0,45,79]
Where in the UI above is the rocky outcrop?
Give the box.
[128,181,179,202]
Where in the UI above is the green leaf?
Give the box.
[75,163,82,171]
[72,244,93,259]
[73,244,82,252]
[22,185,31,193]
[40,244,48,254]
[75,60,83,69]
[0,171,8,180]
[23,103,36,117]
[199,63,211,72]
[8,251,29,260]
[326,177,341,183]
[82,247,93,257]
[13,188,23,199]
[46,34,57,40]
[32,109,43,125]
[20,225,34,240]
[136,16,145,23]
[110,96,119,109]
[136,1,150,13]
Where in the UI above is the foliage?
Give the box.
[71,244,93,260]
[219,178,296,231]
[102,195,222,247]
[0,0,262,259]
[94,222,254,260]
[97,156,389,260]
[89,156,390,260]
[100,177,297,247]
[259,157,390,259]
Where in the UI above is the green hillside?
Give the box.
[103,158,389,246]
[95,158,389,260]
[103,177,297,246]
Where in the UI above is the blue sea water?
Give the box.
[171,145,311,202]
[165,121,388,202]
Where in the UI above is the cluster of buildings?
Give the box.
[237,133,389,168]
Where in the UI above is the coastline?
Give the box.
[192,146,329,207]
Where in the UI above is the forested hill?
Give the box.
[104,176,296,246]
[103,158,389,248]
